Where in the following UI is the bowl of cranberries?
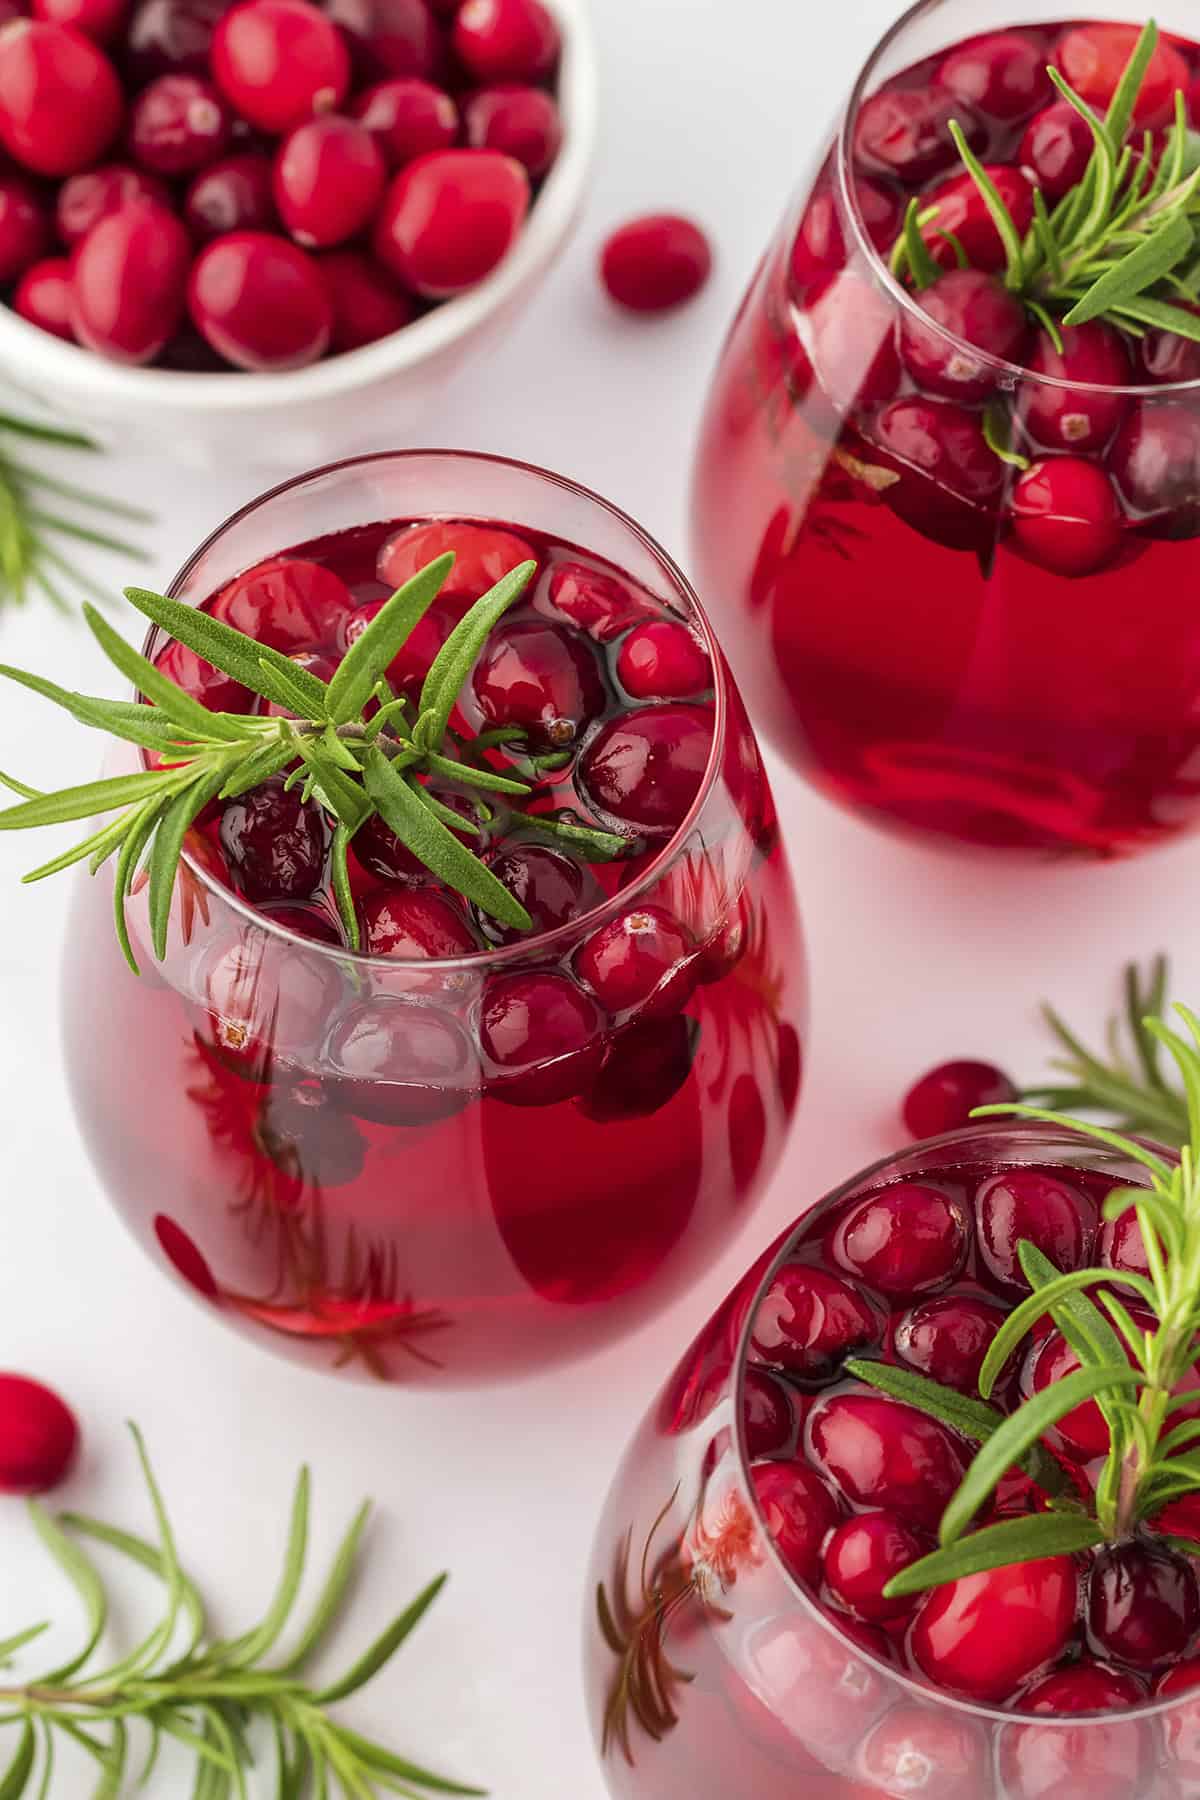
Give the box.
[586,1113,1200,1799]
[0,0,594,466]
[690,4,1200,862]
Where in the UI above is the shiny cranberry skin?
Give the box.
[452,0,558,84]
[576,905,695,1017]
[1026,1328,1119,1460]
[1011,458,1125,578]
[184,152,276,240]
[323,0,435,81]
[751,1460,840,1587]
[471,617,606,751]
[870,396,1005,553]
[580,703,713,836]
[319,247,414,350]
[742,1366,796,1460]
[325,996,474,1126]
[0,1374,78,1494]
[920,165,1035,276]
[34,0,125,41]
[911,1556,1077,1702]
[808,1390,970,1529]
[1100,1208,1151,1277]
[220,778,329,902]
[826,1182,969,1297]
[750,1264,884,1381]
[858,1704,991,1800]
[377,520,536,606]
[351,76,458,167]
[189,231,332,370]
[577,1010,698,1125]
[0,21,122,175]
[353,789,478,884]
[540,561,653,642]
[360,886,478,959]
[788,173,903,293]
[155,632,253,714]
[1110,400,1200,537]
[1019,100,1094,203]
[600,213,712,313]
[129,72,230,175]
[1023,322,1132,453]
[464,82,559,180]
[1057,23,1190,130]
[14,254,71,337]
[894,1293,1013,1395]
[616,620,711,700]
[476,843,589,947]
[823,1510,926,1621]
[975,1166,1097,1289]
[903,1059,1019,1139]
[479,970,605,1106]
[0,172,46,281]
[211,0,350,134]
[69,201,189,364]
[999,1661,1149,1800]
[55,161,167,245]
[1088,1542,1200,1669]
[806,270,901,415]
[212,556,354,653]
[1141,302,1200,385]
[273,115,386,248]
[899,269,1029,403]
[373,146,528,298]
[853,84,983,185]
[937,29,1051,121]
[343,591,457,700]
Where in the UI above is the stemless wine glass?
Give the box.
[62,452,806,1386]
[691,1,1200,858]
[583,1122,1190,1800]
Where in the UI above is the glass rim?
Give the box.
[730,1117,1189,1729]
[835,0,1200,399]
[157,447,731,972]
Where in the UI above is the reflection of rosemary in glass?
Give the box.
[596,1492,697,1764]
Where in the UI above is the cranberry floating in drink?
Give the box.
[0,452,804,1384]
[692,11,1200,858]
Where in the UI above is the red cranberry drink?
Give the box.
[586,1022,1200,1799]
[692,9,1200,858]
[0,453,804,1384]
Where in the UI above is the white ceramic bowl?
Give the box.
[0,0,595,472]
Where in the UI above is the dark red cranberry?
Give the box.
[808,1390,970,1529]
[937,29,1051,120]
[0,1373,79,1494]
[125,0,224,82]
[373,147,530,298]
[129,72,231,175]
[55,161,167,245]
[273,114,386,248]
[34,0,126,42]
[471,616,607,751]
[920,165,1035,275]
[377,519,537,606]
[1026,1328,1119,1460]
[976,1166,1097,1289]
[1100,1208,1151,1277]
[211,0,350,134]
[258,901,343,944]
[600,213,712,313]
[360,886,477,959]
[184,152,276,240]
[452,0,559,84]
[576,904,695,1017]
[322,0,435,82]
[899,268,1029,403]
[788,173,903,292]
[319,247,414,350]
[0,171,47,282]
[749,1264,884,1381]
[1022,322,1132,453]
[69,201,190,364]
[475,843,591,947]
[823,1510,926,1621]
[325,996,474,1126]
[826,1182,969,1297]
[0,20,122,176]
[999,1661,1149,1800]
[580,703,713,836]
[1090,1542,1200,1670]
[1019,99,1095,202]
[894,1293,1013,1395]
[211,556,354,653]
[903,1059,1019,1139]
[539,560,654,642]
[1110,400,1200,538]
[858,1706,991,1798]
[464,83,560,180]
[869,396,1006,553]
[219,777,330,902]
[616,620,711,700]
[751,1460,841,1587]
[201,932,341,1075]
[1010,457,1125,578]
[479,970,605,1106]
[853,85,984,186]
[14,254,72,338]
[188,231,332,370]
[576,1010,698,1124]
[742,1366,796,1460]
[1141,302,1200,384]
[911,1556,1078,1701]
[351,76,458,167]
[155,633,254,714]
[1057,23,1190,129]
[353,788,479,884]
[806,270,901,415]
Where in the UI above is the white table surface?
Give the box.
[5,1,1200,1792]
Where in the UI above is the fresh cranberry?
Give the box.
[1088,1542,1200,1669]
[576,904,695,1017]
[911,1556,1077,1702]
[616,620,711,700]
[0,171,46,282]
[920,165,1035,276]
[853,85,983,186]
[788,173,902,296]
[580,703,713,836]
[1026,1328,1120,1460]
[806,269,902,415]
[1110,400,1200,538]
[259,900,343,944]
[1019,100,1095,203]
[0,1373,78,1495]
[975,1166,1097,1289]
[184,152,276,239]
[353,789,478,886]
[1022,322,1132,453]
[319,247,414,350]
[219,777,329,902]
[576,1010,698,1124]
[749,1264,884,1381]
[376,519,537,606]
[858,1704,992,1800]
[33,0,125,41]
[899,269,1029,403]
[539,560,653,642]
[826,1183,969,1298]
[55,161,167,245]
[1100,1208,1151,1277]
[211,556,354,653]
[452,0,559,84]
[69,200,189,364]
[155,633,254,714]
[476,842,592,947]
[211,0,350,134]
[464,82,560,180]
[823,1510,926,1621]
[272,114,386,249]
[360,886,478,959]
[600,213,712,313]
[742,1366,797,1460]
[999,1662,1149,1800]
[14,254,71,337]
[0,20,122,176]
[351,76,458,167]
[903,1059,1019,1139]
[894,1293,1013,1395]
[479,970,605,1106]
[128,72,230,175]
[1056,23,1190,130]
[125,0,224,80]
[937,29,1051,121]
[201,933,341,1075]
[752,1459,841,1587]
[189,230,332,370]
[343,591,458,703]
[323,0,435,82]
[1010,457,1125,578]
[1141,301,1200,384]
[325,995,474,1126]
[808,1390,970,1529]
[471,616,606,751]
[868,396,1006,553]
[373,145,528,297]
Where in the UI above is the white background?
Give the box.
[5,0,1200,1793]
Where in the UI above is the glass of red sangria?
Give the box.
[692,5,1200,857]
[18,452,804,1385]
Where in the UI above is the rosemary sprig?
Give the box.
[0,1425,483,1800]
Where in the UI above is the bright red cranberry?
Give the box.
[870,396,1006,552]
[1141,301,1200,385]
[1010,458,1125,578]
[189,230,332,370]
[937,29,1051,121]
[259,900,343,944]
[129,72,230,175]
[14,254,72,338]
[33,0,125,41]
[184,152,276,240]
[742,1366,796,1460]
[1026,1328,1119,1460]
[0,20,122,176]
[580,703,713,836]
[1019,99,1095,203]
[273,114,386,248]
[351,76,458,167]
[55,161,167,245]
[0,171,46,282]
[1056,23,1190,130]
[452,0,559,84]
[211,556,354,653]
[200,933,340,1075]
[219,777,330,902]
[823,1510,926,1621]
[373,147,529,298]
[343,591,458,703]
[0,1373,78,1494]
[920,165,1035,275]
[999,1661,1149,1800]
[1023,322,1132,453]
[377,520,537,606]
[325,996,474,1126]
[750,1265,884,1381]
[616,620,711,700]
[480,970,605,1106]
[894,1293,1013,1395]
[1088,1542,1200,1669]
[576,905,695,1017]
[539,560,653,642]
[360,886,478,959]
[826,1183,969,1297]
[858,1704,992,1800]
[126,0,225,80]
[1110,400,1200,537]
[899,269,1029,403]
[975,1166,1097,1289]
[464,82,560,180]
[69,201,190,364]
[476,843,591,947]
[903,1059,1019,1139]
[752,1460,841,1587]
[323,0,435,82]
[211,0,350,134]
[808,1390,970,1529]
[471,616,606,751]
[853,85,984,186]
[155,632,254,714]
[319,247,414,351]
[788,174,904,293]
[912,1556,1078,1702]
[1100,1208,1151,1277]
[600,213,712,314]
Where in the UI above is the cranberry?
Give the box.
[373,148,529,298]
[1026,1328,1120,1460]
[452,0,559,84]
[69,201,189,364]
[211,0,350,134]
[0,1373,78,1494]
[912,1556,1078,1702]
[129,72,230,175]
[975,1166,1097,1289]
[1141,301,1200,384]
[1088,1542,1200,1669]
[920,165,1036,276]
[201,933,341,1076]
[853,85,983,186]
[539,560,653,642]
[351,76,458,168]
[212,556,354,653]
[55,161,167,245]
[894,1293,1013,1397]
[125,0,224,80]
[808,1390,970,1529]
[1100,1208,1151,1277]
[479,970,605,1106]
[353,788,478,884]
[751,1460,841,1587]
[580,703,713,836]
[0,171,47,282]
[272,114,386,249]
[869,396,1006,553]
[903,1059,1019,1139]
[742,1366,797,1460]
[476,843,589,947]
[155,632,253,714]
[323,0,436,82]
[1056,23,1190,130]
[1022,322,1132,453]
[826,1183,969,1298]
[749,1264,884,1381]
[899,269,1029,404]
[34,0,125,41]
[0,21,122,176]
[471,617,606,751]
[14,254,71,337]
[616,620,711,700]
[999,1662,1149,1800]
[184,152,276,239]
[858,1704,991,1800]
[1010,458,1125,578]
[189,231,332,370]
[258,648,338,717]
[788,173,904,293]
[600,213,712,313]
[823,1510,926,1622]
[343,591,458,698]
[1110,400,1200,538]
[259,900,343,944]
[360,886,478,959]
[464,82,559,180]
[377,520,537,606]
[576,1009,697,1124]
[937,29,1051,121]
[325,996,474,1126]
[576,904,695,1017]
[219,777,329,902]
[806,269,902,416]
[319,247,414,350]
[1019,100,1095,203]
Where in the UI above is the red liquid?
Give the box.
[692,20,1200,858]
[64,514,805,1384]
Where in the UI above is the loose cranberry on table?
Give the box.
[600,214,713,314]
[0,1372,79,1494]
[903,1058,1019,1139]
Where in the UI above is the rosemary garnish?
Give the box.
[0,410,149,610]
[0,1425,482,1800]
